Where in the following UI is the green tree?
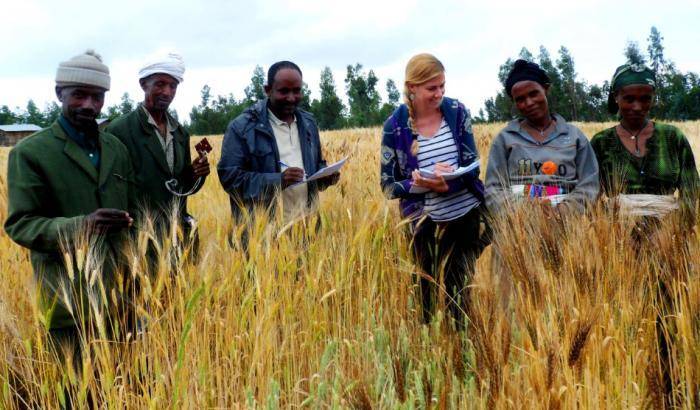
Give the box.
[300,82,312,111]
[386,78,400,105]
[481,31,700,122]
[0,105,20,125]
[646,26,673,118]
[42,102,61,126]
[379,79,401,122]
[119,92,135,114]
[345,63,382,127]
[556,46,581,120]
[473,108,487,124]
[310,67,346,130]
[538,46,564,116]
[188,84,247,135]
[624,41,646,65]
[24,100,44,126]
[484,58,515,121]
[105,93,135,120]
[518,47,534,62]
[244,65,266,105]
[188,85,215,135]
[647,26,665,76]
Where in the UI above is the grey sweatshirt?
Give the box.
[485,114,599,213]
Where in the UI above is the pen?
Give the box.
[279,161,307,178]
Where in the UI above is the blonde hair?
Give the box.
[404,53,445,155]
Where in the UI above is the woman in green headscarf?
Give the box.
[590,63,699,218]
[591,63,699,408]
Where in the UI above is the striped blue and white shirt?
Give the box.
[417,120,479,222]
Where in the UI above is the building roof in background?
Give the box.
[0,124,42,132]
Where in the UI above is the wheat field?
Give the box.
[1,121,699,409]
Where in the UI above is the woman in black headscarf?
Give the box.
[485,59,599,215]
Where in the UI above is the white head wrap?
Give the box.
[138,52,185,83]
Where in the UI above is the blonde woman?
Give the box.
[380,53,486,326]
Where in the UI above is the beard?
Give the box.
[67,108,99,135]
[71,108,97,124]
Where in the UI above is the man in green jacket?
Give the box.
[106,53,209,240]
[4,50,136,358]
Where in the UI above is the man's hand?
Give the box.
[281,167,305,189]
[191,155,210,178]
[85,208,133,234]
[412,169,449,193]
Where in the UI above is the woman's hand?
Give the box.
[412,169,449,193]
[433,162,455,176]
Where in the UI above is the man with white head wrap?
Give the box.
[107,52,210,252]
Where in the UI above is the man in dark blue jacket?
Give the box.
[218,61,339,222]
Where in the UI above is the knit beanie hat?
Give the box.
[55,49,111,90]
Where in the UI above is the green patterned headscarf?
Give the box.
[607,63,656,114]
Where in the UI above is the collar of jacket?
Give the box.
[135,103,186,143]
[391,96,462,169]
[51,120,118,186]
[133,103,185,175]
[248,98,314,138]
[57,115,99,151]
[246,98,316,171]
[504,113,570,145]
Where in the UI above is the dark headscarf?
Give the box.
[607,63,656,114]
[505,59,551,97]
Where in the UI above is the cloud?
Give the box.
[1,0,698,122]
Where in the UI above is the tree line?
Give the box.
[186,63,401,134]
[483,26,700,122]
[2,27,698,132]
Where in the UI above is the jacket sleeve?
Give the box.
[484,132,513,212]
[676,131,699,220]
[4,148,85,253]
[588,134,608,196]
[380,117,423,200]
[308,118,333,192]
[445,105,481,194]
[217,121,282,201]
[180,128,206,195]
[106,121,142,216]
[561,129,600,212]
[125,154,139,220]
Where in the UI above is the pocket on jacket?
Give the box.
[253,141,274,157]
[110,173,130,200]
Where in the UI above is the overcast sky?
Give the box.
[1,0,698,122]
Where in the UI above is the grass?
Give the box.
[0,121,699,408]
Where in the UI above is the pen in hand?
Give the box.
[279,161,307,189]
[279,161,307,178]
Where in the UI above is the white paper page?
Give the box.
[288,156,348,188]
[418,161,479,180]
